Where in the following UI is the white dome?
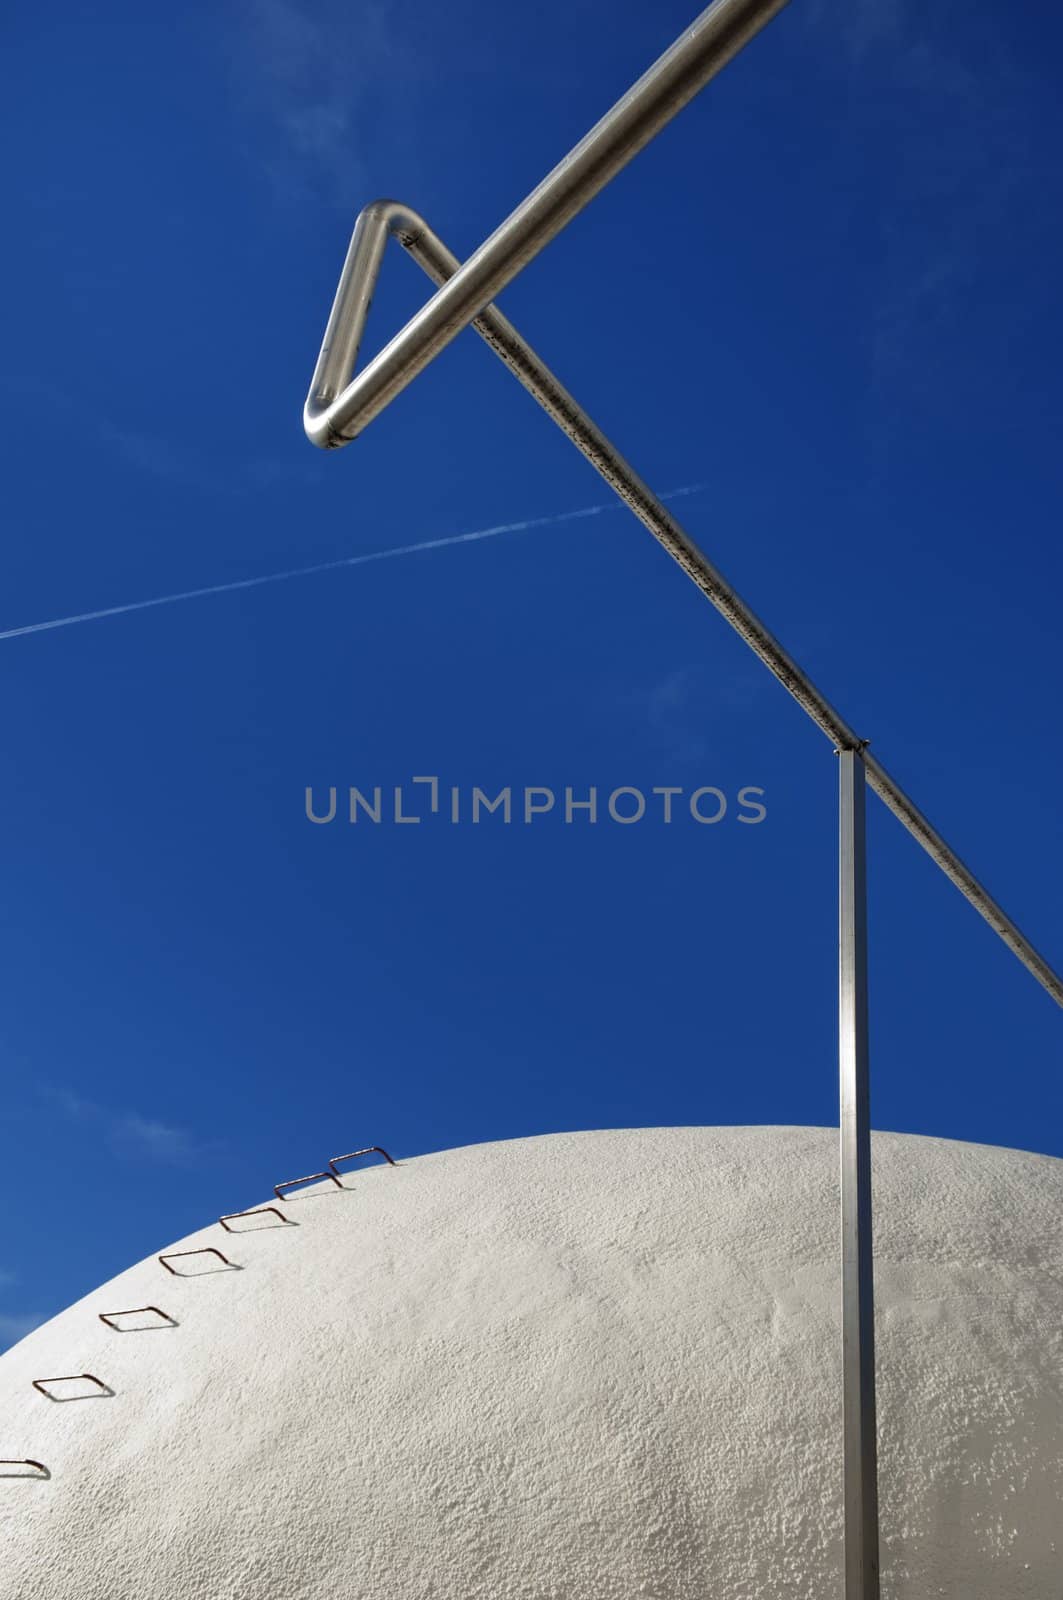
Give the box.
[1,1126,1061,1598]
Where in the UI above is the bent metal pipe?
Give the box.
[304,0,789,447]
[304,198,1062,1009]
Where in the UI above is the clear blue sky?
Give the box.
[3,0,1061,1348]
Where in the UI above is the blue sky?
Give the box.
[3,0,1061,1347]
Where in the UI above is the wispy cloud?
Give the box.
[628,658,768,764]
[91,421,326,494]
[0,1271,45,1351]
[0,374,323,494]
[95,421,207,486]
[0,1311,47,1350]
[804,0,904,64]
[633,667,708,764]
[806,0,1035,434]
[232,0,409,208]
[111,1113,200,1164]
[93,417,326,495]
[41,1086,208,1167]
[0,483,708,646]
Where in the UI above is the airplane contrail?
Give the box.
[0,484,707,644]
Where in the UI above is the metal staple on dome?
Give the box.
[98,1306,175,1330]
[219,1205,293,1233]
[274,1170,344,1200]
[158,1247,235,1275]
[328,1146,396,1176]
[0,1459,48,1477]
[31,1374,110,1400]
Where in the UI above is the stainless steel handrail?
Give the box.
[306,198,1063,1011]
[304,0,789,448]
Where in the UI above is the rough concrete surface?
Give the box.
[1,1126,1061,1598]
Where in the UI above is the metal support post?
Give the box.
[838,746,880,1599]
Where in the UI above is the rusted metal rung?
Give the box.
[99,1306,175,1331]
[158,1247,235,1275]
[32,1374,110,1400]
[328,1146,396,1176]
[274,1170,343,1200]
[219,1205,293,1233]
[1,1459,48,1477]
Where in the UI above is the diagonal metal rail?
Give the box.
[305,196,1063,1011]
[301,4,1061,1594]
[305,0,790,448]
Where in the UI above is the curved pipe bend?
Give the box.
[302,195,1063,1006]
[303,0,790,444]
[303,200,421,450]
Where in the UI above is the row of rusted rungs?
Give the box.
[3,1145,395,1478]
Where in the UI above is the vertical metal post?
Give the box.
[838,746,880,1598]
